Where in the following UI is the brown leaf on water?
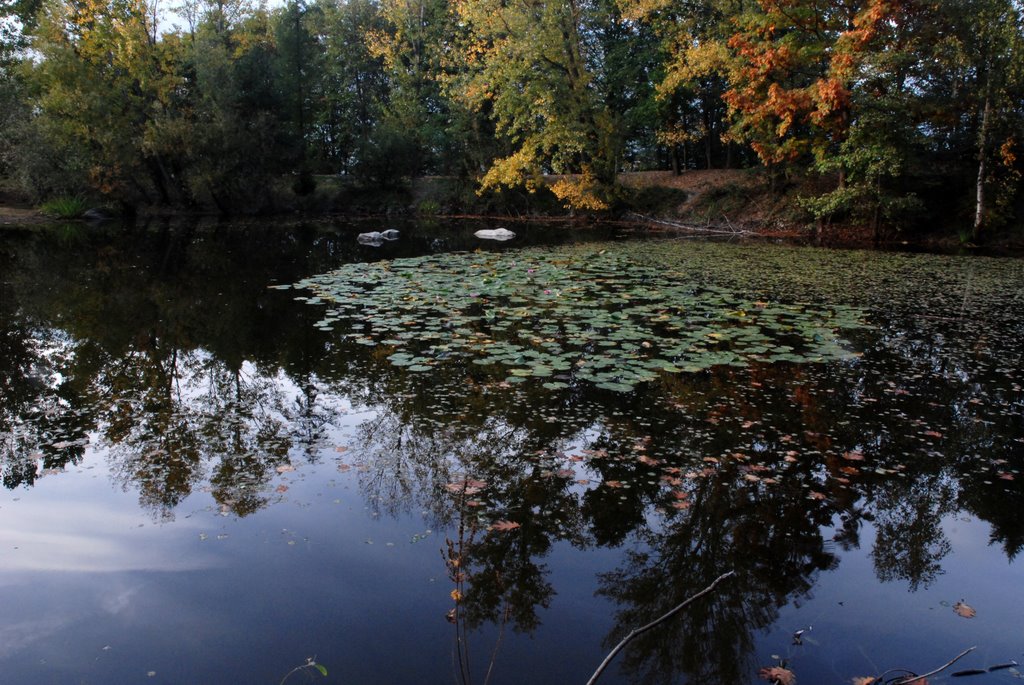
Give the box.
[953,600,977,618]
[809,491,827,500]
[923,430,943,438]
[851,678,877,685]
[275,484,289,493]
[758,666,796,685]
[490,520,521,532]
[605,480,623,488]
[334,445,349,453]
[275,464,296,473]
[445,478,487,495]
[842,451,865,461]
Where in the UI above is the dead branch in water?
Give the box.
[886,646,976,685]
[626,212,753,235]
[585,570,736,685]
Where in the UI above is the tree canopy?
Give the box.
[0,0,1021,234]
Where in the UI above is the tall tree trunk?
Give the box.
[974,86,991,240]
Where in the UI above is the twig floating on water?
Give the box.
[585,570,736,685]
[889,646,976,685]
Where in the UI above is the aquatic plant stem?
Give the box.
[585,570,735,685]
[889,646,976,685]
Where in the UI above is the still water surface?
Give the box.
[1,220,1023,684]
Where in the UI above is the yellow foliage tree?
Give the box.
[448,0,617,209]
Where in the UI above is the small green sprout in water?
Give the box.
[280,657,328,684]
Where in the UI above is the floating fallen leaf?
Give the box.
[605,480,623,488]
[851,678,877,685]
[276,464,296,473]
[445,478,487,495]
[842,451,865,461]
[953,600,976,618]
[275,485,289,493]
[334,445,349,453]
[490,520,521,532]
[759,666,796,684]
[923,430,943,438]
[450,589,462,602]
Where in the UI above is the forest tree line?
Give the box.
[0,0,1022,236]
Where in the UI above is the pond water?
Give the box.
[1,219,1023,685]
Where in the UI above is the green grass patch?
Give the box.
[40,196,88,219]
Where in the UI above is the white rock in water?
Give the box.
[474,228,516,240]
[357,231,383,244]
[380,229,400,240]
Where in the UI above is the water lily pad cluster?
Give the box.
[287,243,872,391]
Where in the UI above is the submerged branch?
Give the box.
[585,570,736,685]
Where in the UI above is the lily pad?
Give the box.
[291,241,873,391]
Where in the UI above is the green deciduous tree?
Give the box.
[28,0,176,204]
[310,0,388,174]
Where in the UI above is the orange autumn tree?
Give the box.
[721,0,897,183]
